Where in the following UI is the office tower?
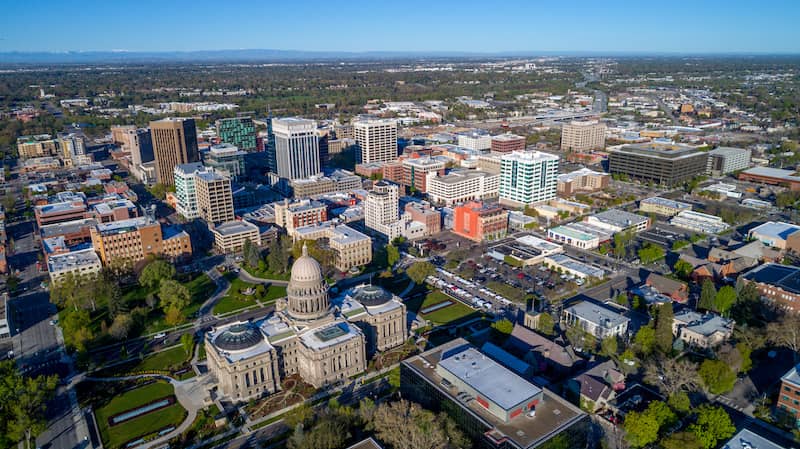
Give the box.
[365,181,399,231]
[706,147,751,176]
[203,143,246,181]
[174,162,207,220]
[457,130,492,151]
[90,216,192,266]
[195,171,235,224]
[272,118,320,180]
[354,119,398,164]
[265,114,277,173]
[499,150,559,207]
[608,142,708,186]
[318,132,329,165]
[216,117,257,152]
[112,126,154,165]
[150,118,199,186]
[560,120,606,152]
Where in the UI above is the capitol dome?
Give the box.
[291,244,324,283]
[352,285,394,307]
[286,243,331,321]
[214,323,262,352]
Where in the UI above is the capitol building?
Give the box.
[206,244,407,401]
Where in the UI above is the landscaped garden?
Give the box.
[244,374,317,420]
[407,291,479,326]
[92,380,187,449]
[212,274,286,315]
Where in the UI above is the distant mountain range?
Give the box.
[0,49,795,64]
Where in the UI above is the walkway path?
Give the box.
[198,268,232,316]
[236,269,288,286]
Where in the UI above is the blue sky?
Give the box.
[1,0,799,53]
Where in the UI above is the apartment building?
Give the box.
[452,201,507,242]
[90,217,192,266]
[364,181,400,234]
[354,119,398,164]
[560,120,606,152]
[150,118,199,186]
[17,134,59,159]
[778,366,800,424]
[195,171,235,224]
[499,151,559,207]
[174,163,206,220]
[426,170,500,206]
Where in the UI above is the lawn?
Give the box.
[142,273,215,334]
[413,291,477,326]
[212,277,286,315]
[94,380,187,449]
[242,265,290,281]
[135,346,191,372]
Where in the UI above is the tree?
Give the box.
[0,361,58,449]
[662,431,703,449]
[159,279,191,311]
[668,391,692,414]
[536,312,555,336]
[109,313,133,340]
[242,238,260,269]
[367,400,467,449]
[623,400,677,448]
[181,333,194,356]
[714,286,737,315]
[61,309,93,352]
[698,359,737,395]
[284,403,314,429]
[655,303,674,354]
[674,259,694,279]
[491,319,514,339]
[638,243,665,264]
[633,326,656,357]
[164,306,184,326]
[689,405,735,449]
[139,259,176,290]
[644,357,699,395]
[699,280,717,311]
[767,312,800,362]
[407,261,436,284]
[613,231,634,260]
[288,418,349,449]
[148,183,168,200]
[601,336,618,357]
[386,243,400,267]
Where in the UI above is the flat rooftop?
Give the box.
[299,321,362,350]
[549,225,597,242]
[40,218,97,238]
[95,216,154,235]
[741,166,800,182]
[749,221,800,240]
[723,429,787,449]
[612,142,706,160]
[640,196,692,210]
[564,300,629,328]
[48,248,100,273]
[591,209,649,228]
[213,220,258,236]
[431,169,496,184]
[404,340,585,449]
[743,263,800,295]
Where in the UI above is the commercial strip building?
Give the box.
[401,338,588,449]
[47,247,103,283]
[487,235,564,266]
[90,216,192,267]
[608,142,709,186]
[561,301,629,338]
[586,209,650,234]
[669,210,729,234]
[426,170,500,206]
[490,133,526,153]
[560,120,606,152]
[452,201,508,243]
[273,117,321,180]
[292,222,372,271]
[706,146,751,176]
[354,118,398,164]
[150,118,199,186]
[747,221,800,250]
[738,167,800,191]
[499,151,560,207]
[547,226,600,250]
[556,168,609,196]
[211,220,262,253]
[639,197,692,216]
[544,254,605,280]
[741,263,800,313]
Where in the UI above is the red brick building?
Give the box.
[490,133,526,153]
[452,201,507,243]
[404,202,441,236]
[778,366,800,425]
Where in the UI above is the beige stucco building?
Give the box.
[206,245,406,402]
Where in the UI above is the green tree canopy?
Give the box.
[139,259,176,290]
[714,286,737,315]
[406,261,436,284]
[159,279,191,311]
[699,280,717,311]
[698,359,737,395]
[386,243,401,267]
[0,361,58,449]
[689,405,735,449]
[655,303,674,354]
[536,312,555,336]
[634,326,656,357]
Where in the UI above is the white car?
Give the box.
[153,333,167,340]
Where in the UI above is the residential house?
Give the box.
[672,310,734,349]
[567,360,626,412]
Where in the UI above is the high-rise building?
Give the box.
[354,119,398,164]
[203,143,247,181]
[216,117,257,152]
[364,181,399,233]
[57,133,86,159]
[499,151,559,207]
[273,118,320,180]
[112,126,154,166]
[608,142,708,186]
[195,171,235,224]
[706,146,751,176]
[457,130,492,151]
[150,118,199,186]
[560,120,606,152]
[401,156,446,193]
[264,114,277,173]
[174,162,207,219]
